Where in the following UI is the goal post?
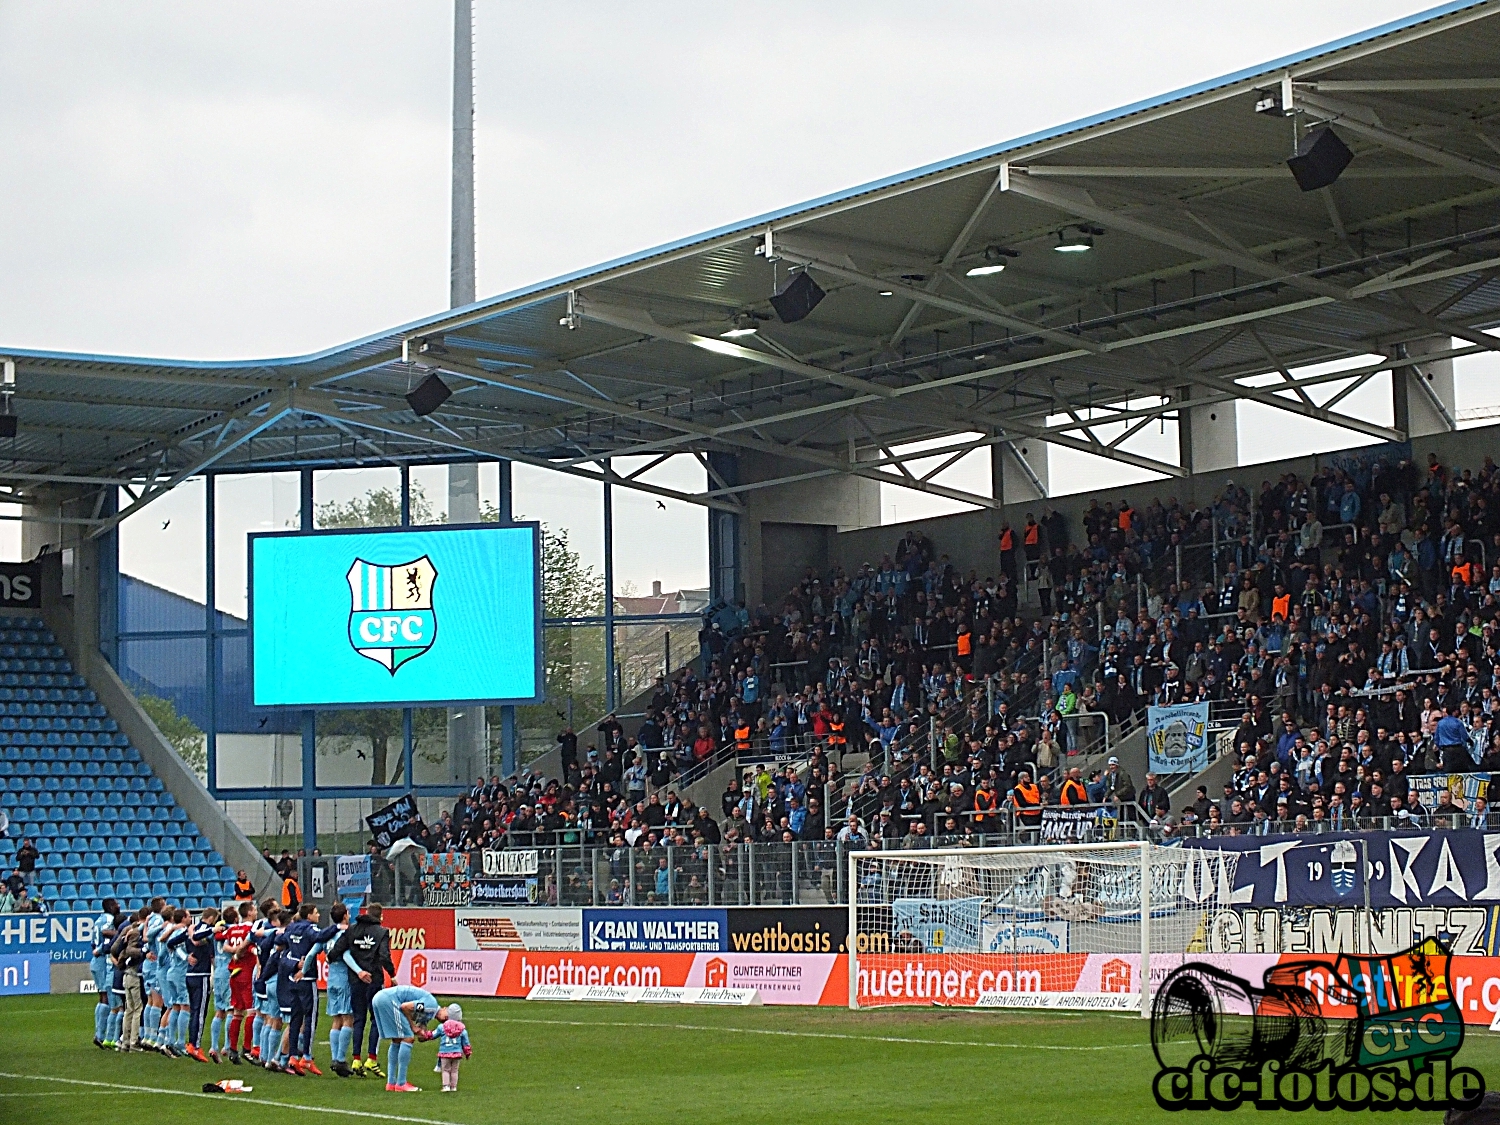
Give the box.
[846,841,1239,1015]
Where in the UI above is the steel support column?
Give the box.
[603,459,617,713]
[299,468,317,852]
[497,459,518,777]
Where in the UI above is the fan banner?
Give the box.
[1147,702,1210,774]
[1181,830,1500,907]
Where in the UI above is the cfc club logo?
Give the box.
[704,958,728,988]
[347,556,437,673]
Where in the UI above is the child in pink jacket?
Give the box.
[435,1003,471,1092]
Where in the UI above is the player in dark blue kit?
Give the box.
[277,903,340,1075]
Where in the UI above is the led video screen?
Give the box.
[249,523,541,708]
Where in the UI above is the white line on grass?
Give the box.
[0,1073,454,1124]
[0,1091,95,1097]
[471,1015,1149,1051]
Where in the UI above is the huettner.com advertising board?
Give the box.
[249,523,542,708]
[379,888,1500,1021]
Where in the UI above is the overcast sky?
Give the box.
[0,1,1485,582]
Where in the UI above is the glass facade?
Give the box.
[102,458,708,849]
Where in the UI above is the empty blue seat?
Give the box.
[169,881,187,897]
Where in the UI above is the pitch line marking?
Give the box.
[473,1015,1149,1050]
[0,1073,452,1124]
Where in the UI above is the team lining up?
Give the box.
[89,898,472,1093]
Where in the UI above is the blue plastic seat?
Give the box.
[168,881,187,898]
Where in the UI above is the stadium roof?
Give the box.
[10,0,1500,531]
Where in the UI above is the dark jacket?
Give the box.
[331,912,394,982]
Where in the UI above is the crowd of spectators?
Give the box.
[384,446,1500,896]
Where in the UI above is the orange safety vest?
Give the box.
[1024,524,1040,546]
[1012,782,1041,825]
[1271,594,1291,621]
[999,529,1014,552]
[233,877,254,900]
[1118,508,1133,531]
[957,632,972,656]
[1059,778,1087,806]
[828,720,846,747]
[281,876,300,908]
[734,724,751,752]
[1453,561,1474,585]
[973,788,998,824]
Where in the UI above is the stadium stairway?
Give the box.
[0,554,277,916]
[0,613,247,912]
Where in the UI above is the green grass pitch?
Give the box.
[0,993,1491,1122]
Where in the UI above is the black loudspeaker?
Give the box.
[405,373,452,417]
[1286,127,1353,192]
[0,415,17,438]
[769,270,826,323]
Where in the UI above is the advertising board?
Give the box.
[390,948,847,1004]
[0,953,49,995]
[0,911,101,963]
[456,908,581,951]
[381,908,456,950]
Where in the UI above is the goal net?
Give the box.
[848,842,1239,1013]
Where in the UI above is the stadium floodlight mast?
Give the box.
[846,841,1240,1018]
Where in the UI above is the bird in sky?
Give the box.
[656,501,666,510]
[161,520,171,530]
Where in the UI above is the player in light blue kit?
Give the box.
[207,903,238,1062]
[159,907,192,1056]
[141,898,166,1049]
[370,984,445,1092]
[90,897,120,1048]
[298,903,353,1075]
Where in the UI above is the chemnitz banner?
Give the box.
[1181,830,1500,909]
[1147,702,1209,775]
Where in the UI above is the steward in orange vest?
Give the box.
[1059,772,1088,806]
[1011,773,1041,826]
[972,783,999,827]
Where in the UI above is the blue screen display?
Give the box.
[250,523,541,707]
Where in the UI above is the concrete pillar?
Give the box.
[992,440,1048,505]
[1393,337,1457,438]
[738,450,879,608]
[448,463,486,784]
[20,485,91,561]
[1178,388,1238,475]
